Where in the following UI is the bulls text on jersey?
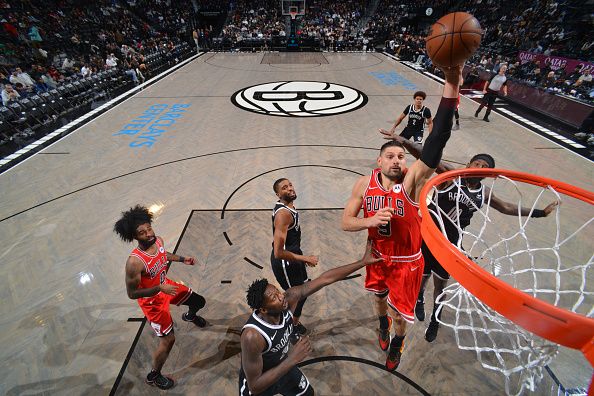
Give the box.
[364,195,404,217]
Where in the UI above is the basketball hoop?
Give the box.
[289,6,298,20]
[419,168,594,395]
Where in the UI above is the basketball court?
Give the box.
[0,52,591,395]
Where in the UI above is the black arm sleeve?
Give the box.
[420,97,457,168]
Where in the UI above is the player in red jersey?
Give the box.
[342,64,463,371]
[114,205,207,390]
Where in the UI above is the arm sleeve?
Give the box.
[420,97,456,168]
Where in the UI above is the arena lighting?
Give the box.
[148,202,165,218]
[79,272,94,285]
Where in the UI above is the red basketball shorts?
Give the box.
[385,256,424,323]
[137,278,193,336]
[365,250,424,322]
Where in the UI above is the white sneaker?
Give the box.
[452,124,460,131]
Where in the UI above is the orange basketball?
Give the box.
[425,12,482,68]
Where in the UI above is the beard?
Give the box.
[383,168,403,182]
[138,236,156,250]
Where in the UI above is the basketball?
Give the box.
[425,12,482,68]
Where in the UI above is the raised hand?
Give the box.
[440,63,464,86]
[379,128,395,139]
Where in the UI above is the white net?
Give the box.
[425,174,594,396]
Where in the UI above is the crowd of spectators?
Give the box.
[0,0,197,106]
[1,0,592,153]
[219,0,372,51]
[0,0,199,158]
[298,0,369,51]
[221,0,286,47]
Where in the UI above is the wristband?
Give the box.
[179,256,186,262]
[531,209,546,218]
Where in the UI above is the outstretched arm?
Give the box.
[285,243,381,310]
[166,251,195,265]
[385,134,454,174]
[487,187,558,217]
[404,64,463,201]
[160,236,196,265]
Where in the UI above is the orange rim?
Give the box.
[419,168,594,366]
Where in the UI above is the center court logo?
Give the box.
[231,81,368,117]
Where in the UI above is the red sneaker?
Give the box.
[378,316,393,351]
[385,341,404,372]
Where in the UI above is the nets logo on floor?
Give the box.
[231,81,368,117]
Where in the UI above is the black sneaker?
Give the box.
[182,312,207,327]
[294,323,307,336]
[415,299,425,321]
[474,111,479,118]
[483,116,490,122]
[146,372,175,390]
[425,320,439,342]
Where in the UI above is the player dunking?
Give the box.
[271,178,319,335]
[379,91,433,143]
[114,205,208,390]
[379,135,558,341]
[240,243,381,395]
[343,64,463,371]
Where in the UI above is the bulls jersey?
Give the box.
[272,202,301,254]
[429,180,485,243]
[404,104,431,134]
[129,239,169,306]
[241,310,294,372]
[363,168,422,260]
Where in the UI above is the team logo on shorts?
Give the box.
[231,81,368,117]
[299,375,307,390]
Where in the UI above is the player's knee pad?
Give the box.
[183,292,206,310]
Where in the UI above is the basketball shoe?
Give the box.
[182,312,207,327]
[378,316,393,351]
[425,319,439,342]
[415,296,425,321]
[146,371,174,390]
[385,341,404,371]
